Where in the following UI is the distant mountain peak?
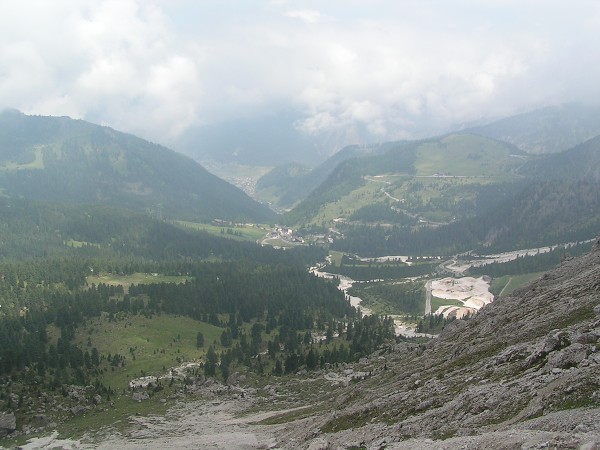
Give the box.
[469,102,600,154]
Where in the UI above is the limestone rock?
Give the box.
[132,391,149,402]
[573,331,599,344]
[226,372,246,385]
[546,343,589,369]
[306,438,331,450]
[0,412,16,438]
[70,405,89,416]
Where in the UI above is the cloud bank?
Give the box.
[1,0,599,148]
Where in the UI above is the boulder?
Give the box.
[306,438,331,450]
[132,391,149,402]
[573,332,598,345]
[547,343,589,369]
[0,412,16,438]
[70,405,89,416]
[226,372,246,385]
[524,331,571,368]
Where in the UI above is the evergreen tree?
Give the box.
[204,346,218,377]
[274,359,283,376]
[196,332,205,349]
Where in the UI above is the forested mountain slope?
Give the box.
[0,198,319,264]
[283,133,523,227]
[519,133,600,182]
[0,110,274,223]
[259,104,600,214]
[255,141,403,209]
[334,179,600,255]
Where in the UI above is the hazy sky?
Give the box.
[1,0,599,146]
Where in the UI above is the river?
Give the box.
[311,267,434,338]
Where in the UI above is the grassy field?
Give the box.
[308,180,382,225]
[262,237,298,248]
[65,239,100,248]
[490,272,544,297]
[430,296,464,314]
[359,296,407,316]
[350,280,426,316]
[77,314,224,390]
[413,135,520,176]
[254,185,283,206]
[0,146,45,171]
[87,272,191,293]
[174,221,268,242]
[328,251,344,267]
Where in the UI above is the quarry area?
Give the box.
[431,276,494,319]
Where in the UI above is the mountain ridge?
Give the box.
[255,103,600,213]
[0,110,275,223]
[281,132,524,227]
[468,103,600,154]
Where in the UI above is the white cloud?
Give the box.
[284,9,322,24]
[0,0,599,149]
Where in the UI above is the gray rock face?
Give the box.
[306,438,330,450]
[0,412,16,437]
[547,342,589,369]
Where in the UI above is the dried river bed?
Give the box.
[311,265,495,337]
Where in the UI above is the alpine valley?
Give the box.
[0,106,599,449]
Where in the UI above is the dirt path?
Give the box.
[498,276,512,298]
[382,189,401,202]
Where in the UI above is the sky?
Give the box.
[1,0,600,150]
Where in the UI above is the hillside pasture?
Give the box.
[174,221,267,242]
[414,134,522,176]
[490,272,545,297]
[76,314,224,390]
[87,272,191,293]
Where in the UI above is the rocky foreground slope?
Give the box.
[278,239,600,449]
